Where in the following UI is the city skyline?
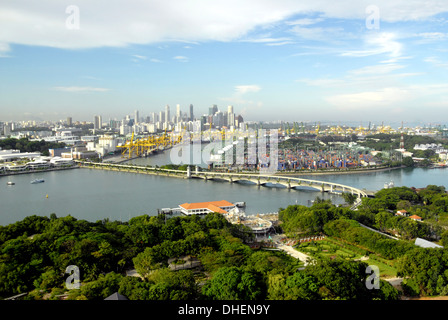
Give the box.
[1,1,448,123]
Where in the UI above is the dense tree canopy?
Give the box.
[0,137,66,156]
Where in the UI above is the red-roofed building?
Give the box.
[409,215,422,221]
[396,210,409,217]
[179,200,236,215]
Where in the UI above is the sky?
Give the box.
[1,0,448,126]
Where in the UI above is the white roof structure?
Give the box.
[414,237,443,249]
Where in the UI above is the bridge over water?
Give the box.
[76,161,368,208]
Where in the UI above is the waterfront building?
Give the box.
[50,157,74,166]
[0,150,41,161]
[27,160,50,169]
[178,200,236,215]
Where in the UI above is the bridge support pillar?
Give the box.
[187,166,191,179]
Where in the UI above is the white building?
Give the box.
[179,200,236,215]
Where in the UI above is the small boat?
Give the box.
[7,181,15,185]
[30,179,45,184]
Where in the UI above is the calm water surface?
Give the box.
[1,158,447,226]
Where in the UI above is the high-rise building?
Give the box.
[159,111,165,123]
[176,104,181,123]
[151,112,157,124]
[134,110,139,124]
[67,117,72,126]
[227,105,235,127]
[94,115,102,130]
[209,104,218,116]
[165,105,170,124]
[189,104,194,121]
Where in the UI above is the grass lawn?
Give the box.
[296,237,398,278]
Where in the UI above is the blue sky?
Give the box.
[1,0,448,125]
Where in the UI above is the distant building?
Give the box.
[189,104,194,121]
[409,215,422,221]
[94,115,102,130]
[165,105,170,125]
[396,210,408,217]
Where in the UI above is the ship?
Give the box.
[30,179,45,184]
[7,181,15,185]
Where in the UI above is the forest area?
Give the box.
[279,185,448,297]
[1,211,397,300]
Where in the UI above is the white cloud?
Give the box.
[0,42,11,57]
[348,63,405,75]
[424,56,448,68]
[1,1,448,51]
[341,32,403,58]
[326,87,411,110]
[132,54,147,60]
[289,26,349,42]
[173,56,188,62]
[286,17,324,26]
[53,86,110,92]
[220,84,262,106]
[241,37,293,45]
[234,85,261,94]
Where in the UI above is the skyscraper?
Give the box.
[227,105,235,127]
[134,110,139,124]
[209,104,218,116]
[159,111,165,123]
[176,104,181,123]
[165,105,170,124]
[67,117,72,126]
[94,115,102,130]
[189,104,194,121]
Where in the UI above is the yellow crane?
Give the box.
[117,129,182,159]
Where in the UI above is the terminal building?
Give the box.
[177,200,274,238]
[178,200,236,215]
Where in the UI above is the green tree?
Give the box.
[402,156,414,167]
[202,266,263,300]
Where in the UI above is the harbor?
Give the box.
[1,165,448,226]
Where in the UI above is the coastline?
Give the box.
[0,166,79,177]
[273,165,406,177]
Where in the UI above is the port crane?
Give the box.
[117,129,182,159]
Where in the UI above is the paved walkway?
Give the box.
[271,234,312,266]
